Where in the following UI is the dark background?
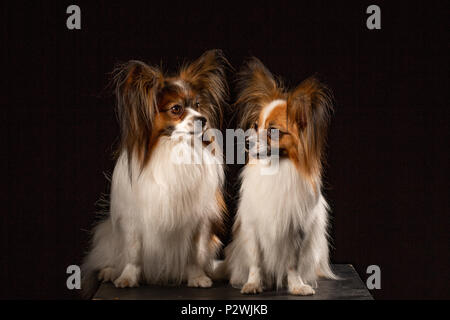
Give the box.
[1,1,448,299]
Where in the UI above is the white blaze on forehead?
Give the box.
[173,79,187,91]
[262,99,286,125]
[185,107,202,117]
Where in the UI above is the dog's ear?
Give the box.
[113,60,163,170]
[180,49,228,128]
[288,77,333,173]
[236,57,282,130]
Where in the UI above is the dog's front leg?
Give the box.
[113,222,141,288]
[240,227,263,294]
[186,223,213,288]
[288,231,316,296]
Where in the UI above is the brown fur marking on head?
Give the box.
[287,77,333,178]
[235,57,285,130]
[113,50,229,176]
[236,58,333,184]
[180,49,229,129]
[113,60,163,174]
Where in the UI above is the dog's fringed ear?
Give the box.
[288,77,333,174]
[113,60,163,171]
[236,57,282,130]
[180,49,229,128]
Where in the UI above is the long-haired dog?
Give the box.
[224,58,335,295]
[81,50,228,297]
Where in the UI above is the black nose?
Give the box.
[195,116,207,128]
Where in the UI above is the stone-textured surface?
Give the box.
[93,264,373,300]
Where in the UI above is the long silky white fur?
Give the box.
[81,136,224,297]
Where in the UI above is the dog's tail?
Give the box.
[80,217,115,299]
[317,259,340,280]
[81,258,100,299]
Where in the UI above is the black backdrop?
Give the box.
[1,1,448,299]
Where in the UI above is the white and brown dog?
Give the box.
[82,50,228,297]
[224,58,336,295]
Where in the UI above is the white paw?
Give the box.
[114,274,139,288]
[113,265,140,288]
[98,267,115,283]
[289,284,315,296]
[188,275,213,288]
[241,282,263,294]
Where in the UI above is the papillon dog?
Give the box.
[224,58,336,295]
[82,50,228,297]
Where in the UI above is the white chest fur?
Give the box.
[110,137,224,282]
[238,160,319,240]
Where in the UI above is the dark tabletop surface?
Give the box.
[93,264,373,300]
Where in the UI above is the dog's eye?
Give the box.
[195,101,200,109]
[254,122,258,130]
[170,105,183,115]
